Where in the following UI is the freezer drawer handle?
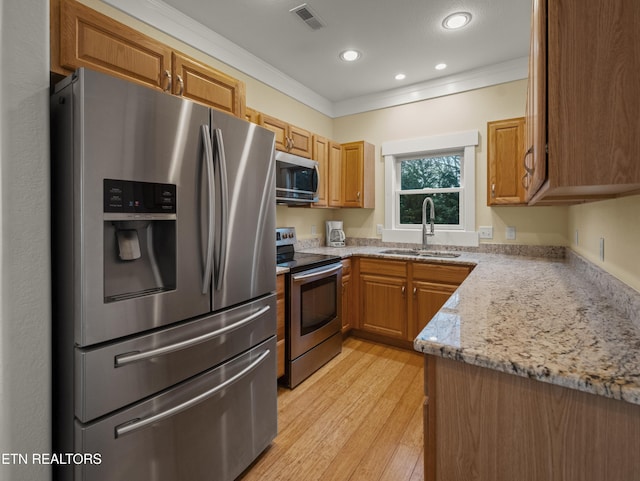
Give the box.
[114,348,271,438]
[114,305,271,367]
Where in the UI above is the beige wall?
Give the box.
[333,80,569,245]
[569,196,640,292]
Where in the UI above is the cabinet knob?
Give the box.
[163,70,172,92]
[357,191,361,200]
[413,287,417,296]
[491,183,496,198]
[523,146,534,175]
[177,75,184,96]
[401,285,406,296]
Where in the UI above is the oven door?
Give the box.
[288,262,342,359]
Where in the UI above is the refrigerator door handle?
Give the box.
[114,305,271,367]
[201,125,215,295]
[213,128,229,291]
[114,348,271,438]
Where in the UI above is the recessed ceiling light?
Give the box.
[442,12,472,30]
[435,63,447,70]
[395,73,406,80]
[339,49,361,62]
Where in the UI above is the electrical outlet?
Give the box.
[506,226,516,240]
[478,226,493,239]
[376,224,383,235]
[311,225,317,236]
[575,230,579,246]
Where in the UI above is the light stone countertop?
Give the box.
[297,245,640,405]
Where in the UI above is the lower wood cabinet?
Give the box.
[359,259,409,341]
[340,259,353,334]
[276,274,285,379]
[354,257,472,348]
[424,354,640,481]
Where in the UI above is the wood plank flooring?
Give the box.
[238,337,425,481]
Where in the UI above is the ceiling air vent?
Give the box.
[290,4,325,31]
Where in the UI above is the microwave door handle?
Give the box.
[115,348,270,438]
[213,128,229,291]
[313,164,320,198]
[201,125,215,295]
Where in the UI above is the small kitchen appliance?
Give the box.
[326,220,346,247]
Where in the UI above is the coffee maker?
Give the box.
[326,221,346,247]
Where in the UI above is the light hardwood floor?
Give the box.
[238,337,425,481]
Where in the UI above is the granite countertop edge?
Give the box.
[295,244,640,406]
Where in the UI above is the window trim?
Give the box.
[382,130,479,247]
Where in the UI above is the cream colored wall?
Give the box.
[333,80,569,245]
[568,196,640,292]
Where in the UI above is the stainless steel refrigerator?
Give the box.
[50,68,277,481]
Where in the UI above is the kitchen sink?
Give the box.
[380,249,461,259]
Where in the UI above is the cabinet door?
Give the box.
[245,107,260,124]
[328,141,343,207]
[55,0,172,91]
[288,125,313,158]
[487,118,526,205]
[341,142,365,207]
[172,52,245,118]
[341,141,375,208]
[259,114,289,152]
[359,274,407,340]
[411,281,457,339]
[312,136,329,207]
[524,0,547,201]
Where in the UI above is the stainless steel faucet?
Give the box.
[422,197,435,250]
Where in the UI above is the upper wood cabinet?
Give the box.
[312,135,329,207]
[259,114,312,158]
[51,0,246,118]
[328,142,343,207]
[524,0,640,204]
[245,107,260,124]
[171,53,245,118]
[487,117,526,205]
[332,141,375,208]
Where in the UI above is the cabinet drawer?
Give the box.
[360,258,407,277]
[412,262,471,285]
[341,259,351,276]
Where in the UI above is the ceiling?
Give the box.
[106,0,532,116]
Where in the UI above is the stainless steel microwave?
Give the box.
[275,151,319,205]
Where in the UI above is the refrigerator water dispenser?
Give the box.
[103,179,177,302]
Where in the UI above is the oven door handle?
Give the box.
[292,264,342,282]
[114,305,271,367]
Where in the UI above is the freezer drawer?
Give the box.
[74,336,277,481]
[76,294,276,422]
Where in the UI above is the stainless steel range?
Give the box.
[276,227,342,388]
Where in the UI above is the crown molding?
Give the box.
[101,0,527,119]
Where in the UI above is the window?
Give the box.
[382,130,479,246]
[397,151,462,228]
